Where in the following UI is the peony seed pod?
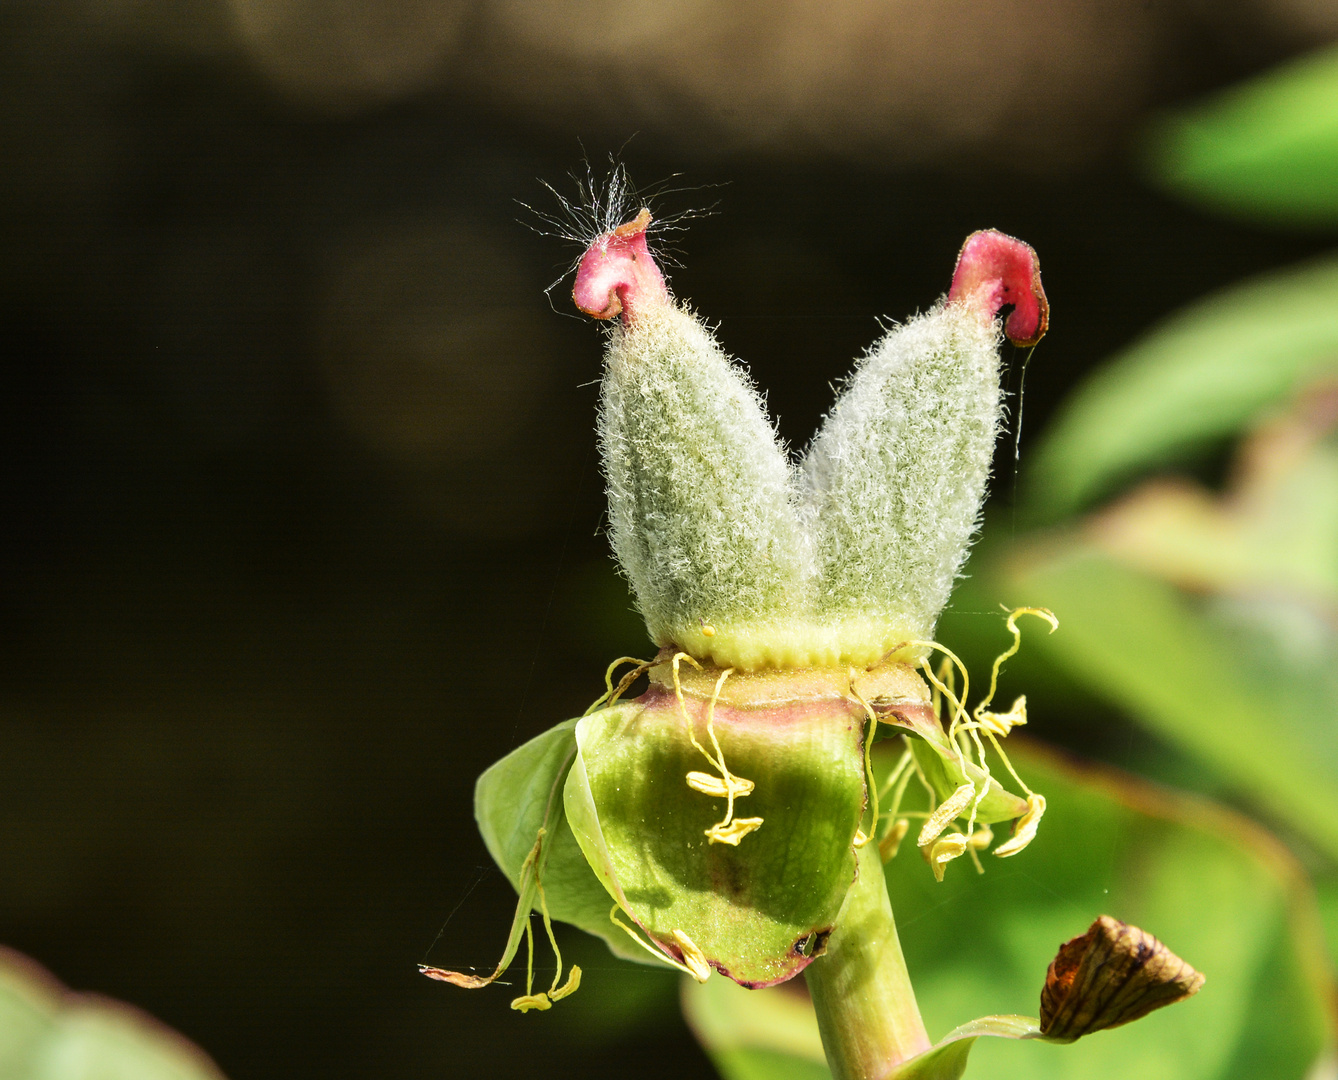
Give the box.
[428,186,1051,1009]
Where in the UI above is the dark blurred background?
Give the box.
[1,0,1336,1076]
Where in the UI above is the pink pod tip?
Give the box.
[947,230,1048,347]
[572,208,669,324]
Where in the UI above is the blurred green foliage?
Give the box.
[1147,44,1338,227]
[689,41,1338,1080]
[1025,253,1338,519]
[0,948,225,1080]
[689,747,1331,1080]
[1006,30,1338,908]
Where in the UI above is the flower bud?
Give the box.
[1039,915,1205,1040]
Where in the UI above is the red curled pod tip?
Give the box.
[572,208,669,325]
[947,229,1048,347]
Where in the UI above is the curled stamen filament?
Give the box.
[509,839,584,1013]
[975,695,1028,738]
[848,675,882,848]
[913,645,973,778]
[972,608,1057,723]
[900,611,1054,875]
[586,655,655,716]
[877,745,916,862]
[671,653,758,844]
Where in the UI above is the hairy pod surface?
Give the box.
[591,213,1045,670]
[439,207,1049,1013]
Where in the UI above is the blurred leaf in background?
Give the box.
[959,36,1338,1007]
[1005,384,1338,861]
[685,746,1337,1080]
[0,946,228,1080]
[1147,43,1338,226]
[1023,255,1338,519]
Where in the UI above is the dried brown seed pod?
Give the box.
[1040,915,1205,1041]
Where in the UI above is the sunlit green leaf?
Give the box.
[474,713,645,963]
[1025,255,1338,519]
[1146,44,1338,225]
[1005,546,1338,860]
[885,1017,1041,1080]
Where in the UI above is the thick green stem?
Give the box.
[805,841,931,1080]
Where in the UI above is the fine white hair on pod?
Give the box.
[572,181,1039,670]
[521,158,716,306]
[801,302,1003,644]
[599,302,814,655]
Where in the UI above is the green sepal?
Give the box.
[564,698,866,987]
[474,715,645,963]
[906,737,1027,826]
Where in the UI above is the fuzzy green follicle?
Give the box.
[598,299,812,661]
[582,215,1048,672]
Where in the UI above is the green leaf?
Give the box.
[1006,546,1338,859]
[1146,43,1338,225]
[474,714,645,963]
[1025,254,1338,519]
[683,743,1334,1079]
[888,744,1332,1080]
[885,1017,1041,1080]
[565,696,866,987]
[0,946,227,1080]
